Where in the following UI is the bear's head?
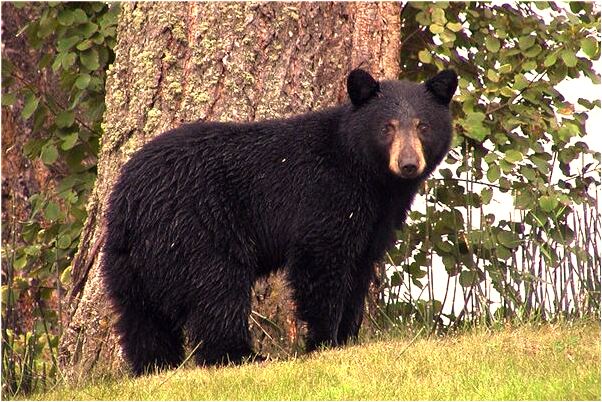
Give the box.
[342,68,457,181]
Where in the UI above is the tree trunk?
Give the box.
[59,1,401,379]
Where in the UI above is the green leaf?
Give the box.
[539,195,558,212]
[62,52,77,69]
[464,123,489,142]
[72,8,88,24]
[532,156,550,175]
[56,110,75,128]
[44,201,61,221]
[515,189,534,209]
[440,29,456,44]
[442,255,457,274]
[41,143,59,165]
[497,230,520,249]
[429,24,445,34]
[57,9,74,26]
[524,44,542,58]
[504,150,523,163]
[78,22,99,38]
[390,272,402,287]
[14,255,27,270]
[22,93,39,120]
[580,37,598,59]
[464,112,490,142]
[61,265,72,284]
[519,35,536,50]
[446,22,463,32]
[587,69,601,84]
[432,7,446,25]
[418,49,432,64]
[467,111,485,123]
[483,153,497,164]
[499,63,512,74]
[513,74,529,90]
[23,138,44,158]
[522,60,537,71]
[500,86,515,97]
[74,73,91,89]
[100,4,120,29]
[63,189,79,204]
[435,239,454,253]
[519,166,537,181]
[51,53,64,72]
[56,234,72,249]
[2,93,16,106]
[459,271,478,287]
[487,69,499,83]
[487,163,501,182]
[91,32,105,45]
[90,2,105,12]
[80,49,100,70]
[38,53,53,69]
[561,50,578,67]
[2,58,14,79]
[485,37,501,53]
[499,159,514,173]
[61,132,79,150]
[57,35,81,52]
[481,187,493,204]
[557,126,572,142]
[37,14,56,38]
[544,53,557,67]
[76,39,94,51]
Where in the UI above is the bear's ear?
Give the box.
[425,69,458,105]
[347,69,380,107]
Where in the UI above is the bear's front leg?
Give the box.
[288,248,351,352]
[337,261,374,345]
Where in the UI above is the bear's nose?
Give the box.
[400,164,418,178]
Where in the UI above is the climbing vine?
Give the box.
[380,2,600,329]
[1,2,119,395]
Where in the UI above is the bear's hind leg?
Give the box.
[185,256,258,366]
[115,304,185,376]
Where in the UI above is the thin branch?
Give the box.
[9,71,100,137]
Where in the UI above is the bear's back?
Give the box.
[104,106,353,263]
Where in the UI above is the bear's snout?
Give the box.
[387,120,426,179]
[400,163,418,178]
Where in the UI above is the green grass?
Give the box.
[30,321,600,400]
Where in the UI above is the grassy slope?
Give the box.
[33,321,600,400]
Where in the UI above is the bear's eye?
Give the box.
[417,122,430,133]
[382,123,395,136]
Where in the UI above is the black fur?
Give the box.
[102,69,457,375]
[347,68,380,107]
[425,69,458,105]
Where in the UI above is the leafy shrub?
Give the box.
[1,2,119,396]
[376,2,601,331]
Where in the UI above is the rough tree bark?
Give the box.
[59,2,401,379]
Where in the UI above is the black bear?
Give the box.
[102,68,457,375]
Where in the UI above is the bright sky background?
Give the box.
[528,1,601,152]
[556,66,602,153]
